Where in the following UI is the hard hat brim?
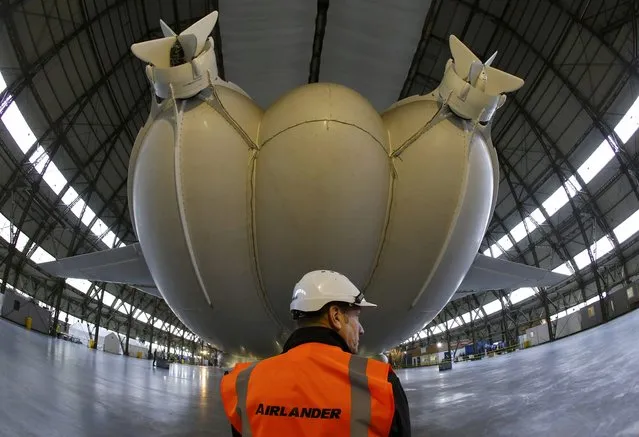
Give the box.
[354,299,377,308]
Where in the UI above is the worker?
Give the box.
[220,270,411,436]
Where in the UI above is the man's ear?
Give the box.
[327,305,344,331]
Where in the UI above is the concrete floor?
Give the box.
[398,309,639,437]
[0,310,638,437]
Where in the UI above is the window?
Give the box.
[627,287,635,299]
[587,306,595,318]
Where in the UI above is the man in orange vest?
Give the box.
[220,270,411,436]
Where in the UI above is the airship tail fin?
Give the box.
[449,35,481,81]
[484,65,525,95]
[448,35,524,96]
[130,11,219,67]
[178,11,218,60]
[38,243,162,299]
[160,19,177,37]
[131,36,176,68]
[454,253,568,297]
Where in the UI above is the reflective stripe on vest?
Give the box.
[220,361,255,433]
[236,362,258,437]
[349,355,371,436]
[223,344,394,437]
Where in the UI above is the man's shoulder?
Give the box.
[362,356,393,376]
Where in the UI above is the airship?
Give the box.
[40,11,566,361]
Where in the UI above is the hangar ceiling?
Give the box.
[0,0,637,353]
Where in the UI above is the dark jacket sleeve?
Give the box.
[387,368,411,437]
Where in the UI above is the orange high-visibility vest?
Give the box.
[220,342,395,437]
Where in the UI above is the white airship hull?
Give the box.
[127,81,498,358]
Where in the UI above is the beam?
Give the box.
[0,0,131,119]
[210,0,225,80]
[308,0,330,83]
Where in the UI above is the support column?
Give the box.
[540,288,555,342]
[467,297,477,353]
[65,301,70,327]
[50,280,65,336]
[92,288,105,350]
[443,312,452,361]
[125,310,133,356]
[181,332,185,359]
[148,318,155,358]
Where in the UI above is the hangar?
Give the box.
[1,1,638,436]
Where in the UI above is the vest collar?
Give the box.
[282,326,350,354]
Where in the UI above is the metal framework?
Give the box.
[1,0,638,359]
[0,0,223,356]
[400,0,639,349]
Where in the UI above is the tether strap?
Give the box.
[236,362,258,437]
[349,355,372,436]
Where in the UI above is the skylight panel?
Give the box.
[117,301,132,315]
[30,246,55,263]
[1,101,36,153]
[509,221,529,243]
[572,236,614,270]
[41,163,67,195]
[483,299,503,315]
[613,209,639,243]
[577,141,616,184]
[509,287,536,305]
[461,312,472,324]
[529,208,545,225]
[136,312,150,324]
[0,213,12,242]
[552,263,573,275]
[66,278,92,294]
[61,187,79,205]
[102,291,116,307]
[15,231,29,251]
[542,188,570,216]
[496,234,514,252]
[614,95,639,143]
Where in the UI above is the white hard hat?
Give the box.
[290,270,377,315]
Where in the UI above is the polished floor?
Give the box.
[0,310,638,437]
[399,309,639,437]
[0,319,230,437]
